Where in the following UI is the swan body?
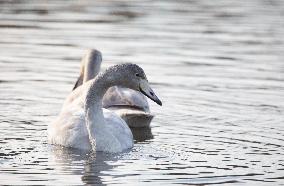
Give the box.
[48,63,162,152]
[73,49,153,127]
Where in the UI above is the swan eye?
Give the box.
[135,73,140,77]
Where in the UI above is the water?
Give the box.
[0,0,284,185]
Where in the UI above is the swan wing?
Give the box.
[62,80,93,109]
[103,109,134,150]
[48,105,91,150]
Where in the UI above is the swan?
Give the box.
[73,49,154,127]
[48,63,162,153]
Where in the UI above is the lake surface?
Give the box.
[0,0,284,185]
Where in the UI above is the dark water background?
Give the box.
[0,0,284,185]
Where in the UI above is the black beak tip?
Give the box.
[156,99,162,106]
[139,87,162,106]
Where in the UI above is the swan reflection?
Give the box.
[50,147,119,185]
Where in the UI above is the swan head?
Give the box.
[108,63,162,106]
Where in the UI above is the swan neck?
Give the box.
[85,78,109,114]
[85,71,118,128]
[84,75,112,150]
[83,51,102,83]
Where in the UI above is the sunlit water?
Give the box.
[0,0,284,185]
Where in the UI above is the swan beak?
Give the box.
[139,80,162,106]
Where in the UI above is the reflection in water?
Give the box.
[131,127,153,142]
[51,147,116,185]
[129,115,153,142]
